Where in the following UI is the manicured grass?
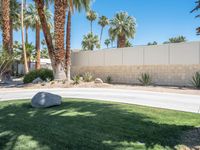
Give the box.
[0,99,200,150]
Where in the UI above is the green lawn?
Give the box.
[0,99,199,150]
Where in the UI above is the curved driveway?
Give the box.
[0,88,200,113]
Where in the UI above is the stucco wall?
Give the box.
[71,42,200,86]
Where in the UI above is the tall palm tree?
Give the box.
[98,16,109,47]
[104,39,111,48]
[82,33,100,50]
[9,0,21,52]
[109,12,136,48]
[1,0,11,82]
[0,0,21,52]
[65,0,90,81]
[21,0,29,74]
[35,0,91,80]
[26,4,53,70]
[86,10,97,33]
[35,0,65,80]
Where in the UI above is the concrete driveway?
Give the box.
[0,88,200,113]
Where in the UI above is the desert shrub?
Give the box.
[106,76,113,84]
[83,72,93,82]
[73,75,81,85]
[191,72,200,89]
[23,68,54,83]
[138,73,152,86]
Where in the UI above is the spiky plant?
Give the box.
[138,73,152,86]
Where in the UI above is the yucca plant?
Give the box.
[191,72,200,89]
[73,75,81,85]
[83,72,93,82]
[138,73,152,86]
[106,76,113,84]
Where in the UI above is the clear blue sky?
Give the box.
[0,0,199,49]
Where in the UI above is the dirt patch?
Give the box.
[1,78,200,96]
[177,128,200,150]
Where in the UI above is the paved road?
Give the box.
[0,88,200,113]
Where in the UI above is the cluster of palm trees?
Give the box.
[82,11,136,50]
[1,0,91,81]
[0,0,53,81]
[1,0,137,82]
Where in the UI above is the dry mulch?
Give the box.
[1,79,200,96]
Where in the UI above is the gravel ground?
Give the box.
[1,78,200,96]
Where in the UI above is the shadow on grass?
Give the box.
[0,99,198,150]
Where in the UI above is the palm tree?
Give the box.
[1,0,11,82]
[82,33,100,50]
[65,0,90,81]
[13,41,35,68]
[191,0,200,35]
[86,10,97,33]
[109,12,136,48]
[98,16,109,47]
[0,0,21,52]
[104,39,111,48]
[21,0,29,74]
[26,4,53,70]
[35,0,65,80]
[35,0,91,80]
[9,0,21,52]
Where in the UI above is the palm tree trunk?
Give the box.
[65,10,71,81]
[35,21,41,70]
[35,0,56,75]
[21,0,29,74]
[9,18,13,53]
[91,21,93,33]
[1,0,12,82]
[25,26,28,44]
[100,27,103,48]
[118,34,126,48]
[54,0,67,80]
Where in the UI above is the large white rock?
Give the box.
[94,78,103,84]
[31,92,62,108]
[32,77,43,84]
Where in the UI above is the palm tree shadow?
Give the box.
[0,99,198,150]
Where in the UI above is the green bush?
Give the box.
[106,76,113,84]
[73,75,81,85]
[138,73,152,86]
[191,72,200,89]
[83,72,93,82]
[23,68,54,83]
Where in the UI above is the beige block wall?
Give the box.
[169,42,200,64]
[123,47,144,65]
[144,45,169,65]
[71,65,200,86]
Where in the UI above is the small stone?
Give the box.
[31,92,62,108]
[95,78,103,84]
[32,77,43,84]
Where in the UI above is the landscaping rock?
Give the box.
[32,77,43,84]
[31,92,62,108]
[95,78,103,84]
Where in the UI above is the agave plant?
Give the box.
[106,76,113,84]
[83,72,93,82]
[138,73,152,86]
[73,75,81,85]
[191,72,200,89]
